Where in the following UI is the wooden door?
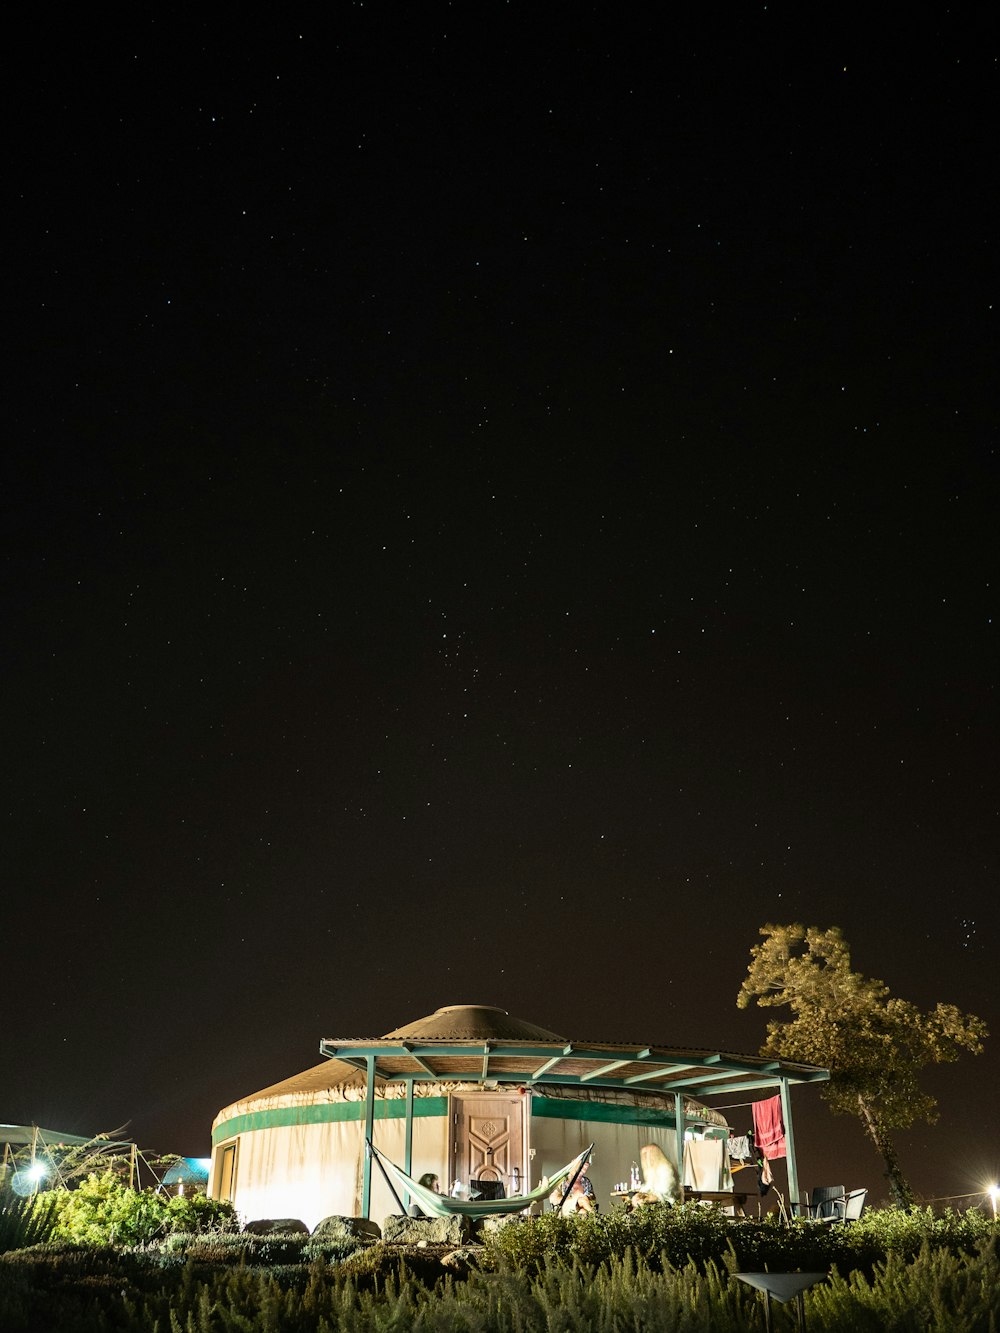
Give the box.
[450,1094,526,1194]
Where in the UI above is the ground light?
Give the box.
[988,1184,999,1220]
[11,1161,49,1196]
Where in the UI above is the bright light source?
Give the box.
[988,1184,999,1219]
[12,1161,50,1195]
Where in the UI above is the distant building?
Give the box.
[160,1157,212,1198]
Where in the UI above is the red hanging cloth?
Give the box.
[752,1095,787,1161]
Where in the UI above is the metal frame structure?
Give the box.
[0,1124,141,1192]
[318,1037,829,1218]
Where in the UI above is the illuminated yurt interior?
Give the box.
[209,1003,827,1229]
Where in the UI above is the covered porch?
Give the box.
[319,1027,829,1217]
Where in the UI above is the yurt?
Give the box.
[209,1004,827,1228]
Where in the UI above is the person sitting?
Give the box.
[407,1172,440,1217]
[550,1168,597,1214]
[628,1143,680,1209]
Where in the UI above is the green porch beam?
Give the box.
[401,1044,438,1077]
[581,1059,633,1082]
[674,1092,686,1203]
[403,1078,414,1211]
[361,1056,376,1219]
[321,1042,770,1067]
[581,1049,651,1082]
[676,1079,782,1098]
[672,1067,757,1090]
[529,1054,566,1080]
[693,1071,828,1099]
[354,1068,825,1095]
[779,1076,801,1213]
[325,1054,372,1075]
[318,1042,826,1095]
[624,1063,701,1086]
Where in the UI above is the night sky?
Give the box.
[6,8,997,1207]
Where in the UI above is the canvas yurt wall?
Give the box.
[211,1072,454,1230]
[527,1087,730,1203]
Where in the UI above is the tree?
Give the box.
[736,923,988,1208]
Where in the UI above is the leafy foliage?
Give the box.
[839,1206,999,1260]
[173,1229,310,1267]
[43,1170,237,1246]
[482,1201,735,1273]
[736,923,988,1206]
[810,1236,1000,1333]
[303,1234,369,1265]
[482,1201,999,1279]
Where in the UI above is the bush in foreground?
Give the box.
[0,1232,998,1331]
[0,1205,997,1331]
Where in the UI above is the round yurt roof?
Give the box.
[384,1004,565,1042]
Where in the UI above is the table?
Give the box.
[611,1189,749,1214]
[684,1189,750,1215]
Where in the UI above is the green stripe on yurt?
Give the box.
[213,1097,449,1145]
[530,1097,677,1127]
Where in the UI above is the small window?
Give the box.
[215,1142,238,1201]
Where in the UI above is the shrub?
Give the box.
[162,1188,238,1236]
[0,1204,996,1331]
[335,1239,461,1291]
[0,1185,59,1255]
[482,1202,1000,1279]
[809,1234,1000,1332]
[840,1205,996,1259]
[0,1234,995,1331]
[44,1171,236,1246]
[179,1229,309,1267]
[483,1202,745,1273]
[302,1234,368,1265]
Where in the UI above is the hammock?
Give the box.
[368,1141,593,1218]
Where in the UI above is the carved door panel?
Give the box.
[450,1095,525,1192]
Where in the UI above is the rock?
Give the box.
[479,1211,529,1234]
[381,1214,468,1245]
[441,1244,488,1275]
[311,1215,382,1242]
[243,1218,310,1236]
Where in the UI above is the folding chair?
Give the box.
[809,1185,846,1221]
